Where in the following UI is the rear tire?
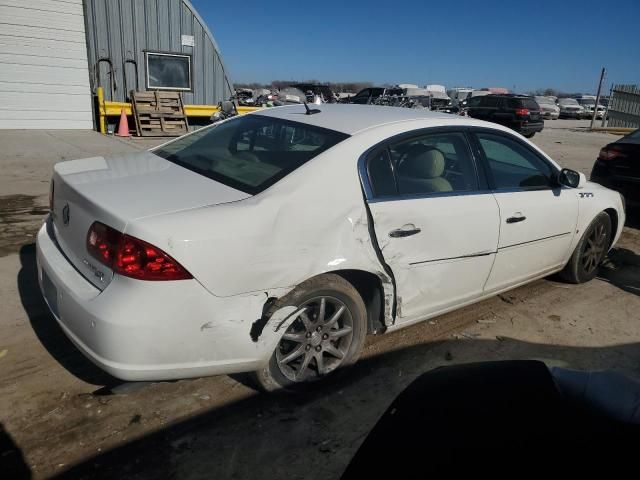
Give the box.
[559,212,612,284]
[251,274,367,392]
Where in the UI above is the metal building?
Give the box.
[0,0,233,130]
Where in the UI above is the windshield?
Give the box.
[577,98,596,106]
[154,115,349,194]
[559,98,579,105]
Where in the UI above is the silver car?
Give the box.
[535,96,560,120]
[558,98,584,119]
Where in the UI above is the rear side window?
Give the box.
[368,150,396,197]
[481,97,501,107]
[367,131,479,197]
[476,132,554,190]
[154,115,348,194]
[506,98,539,109]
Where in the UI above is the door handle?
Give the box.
[389,226,422,238]
[506,215,526,224]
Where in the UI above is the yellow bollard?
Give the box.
[97,86,106,134]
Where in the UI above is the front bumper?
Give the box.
[559,111,582,118]
[35,219,282,381]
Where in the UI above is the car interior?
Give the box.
[368,132,479,196]
[154,116,348,192]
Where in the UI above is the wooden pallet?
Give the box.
[131,91,189,137]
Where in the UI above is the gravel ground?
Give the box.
[0,120,638,479]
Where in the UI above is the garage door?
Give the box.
[0,0,93,129]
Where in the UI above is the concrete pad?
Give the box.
[0,130,164,197]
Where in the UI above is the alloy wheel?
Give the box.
[581,223,607,274]
[276,296,354,382]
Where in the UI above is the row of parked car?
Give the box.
[230,85,608,141]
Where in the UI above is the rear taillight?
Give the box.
[598,146,627,161]
[87,222,192,281]
[515,108,530,116]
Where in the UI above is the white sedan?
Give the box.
[37,104,625,390]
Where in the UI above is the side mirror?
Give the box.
[558,168,586,189]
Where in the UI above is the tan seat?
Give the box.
[397,148,453,194]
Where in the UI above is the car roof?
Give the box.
[250,104,470,135]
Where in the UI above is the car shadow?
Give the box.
[625,206,640,230]
[0,422,31,479]
[17,244,118,386]
[599,247,640,297]
[50,337,640,480]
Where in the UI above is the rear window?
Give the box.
[153,115,349,194]
[626,129,640,139]
[506,98,539,109]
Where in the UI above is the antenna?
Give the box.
[304,102,321,115]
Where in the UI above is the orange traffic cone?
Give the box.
[115,108,131,137]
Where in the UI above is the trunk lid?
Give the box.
[51,151,250,289]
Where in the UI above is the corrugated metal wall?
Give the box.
[84,0,232,105]
[608,84,640,128]
[0,0,93,129]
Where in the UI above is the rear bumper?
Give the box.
[517,122,544,134]
[35,218,281,381]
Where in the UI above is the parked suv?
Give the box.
[464,94,544,138]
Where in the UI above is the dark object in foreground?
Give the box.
[591,128,640,208]
[342,361,639,478]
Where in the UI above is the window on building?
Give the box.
[146,52,192,91]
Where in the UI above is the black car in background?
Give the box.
[464,94,544,138]
[590,128,640,207]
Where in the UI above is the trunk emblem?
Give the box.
[62,203,70,226]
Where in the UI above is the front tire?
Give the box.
[251,274,367,392]
[560,212,612,283]
[522,132,535,138]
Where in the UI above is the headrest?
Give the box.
[398,148,445,179]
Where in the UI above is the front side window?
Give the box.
[146,52,192,91]
[476,132,554,190]
[367,131,479,197]
[154,115,348,194]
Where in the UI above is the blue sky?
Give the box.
[192,0,640,93]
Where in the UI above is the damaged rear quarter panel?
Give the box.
[125,135,396,326]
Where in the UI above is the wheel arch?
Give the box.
[604,207,618,249]
[330,269,388,334]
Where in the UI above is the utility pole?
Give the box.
[591,67,606,130]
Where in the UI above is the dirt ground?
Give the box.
[1,120,639,479]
